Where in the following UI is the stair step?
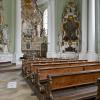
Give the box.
[0,64,14,68]
[0,67,21,73]
[0,61,11,64]
[0,64,22,73]
[0,61,12,67]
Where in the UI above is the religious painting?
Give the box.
[61,0,80,52]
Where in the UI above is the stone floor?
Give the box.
[0,71,38,100]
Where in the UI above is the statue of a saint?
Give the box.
[2,24,9,53]
[3,25,8,44]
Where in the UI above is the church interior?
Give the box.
[0,0,100,100]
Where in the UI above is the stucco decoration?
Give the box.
[61,0,80,52]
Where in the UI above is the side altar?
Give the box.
[0,0,13,62]
[57,0,80,59]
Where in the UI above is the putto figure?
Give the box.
[2,24,9,53]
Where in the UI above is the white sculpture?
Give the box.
[2,25,9,53]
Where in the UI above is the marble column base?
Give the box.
[79,52,87,60]
[47,51,57,58]
[87,51,98,61]
[0,53,13,62]
[57,52,79,59]
[47,51,79,59]
[16,53,23,65]
[12,52,23,65]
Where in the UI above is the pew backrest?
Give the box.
[47,70,100,91]
[35,63,100,81]
[31,62,99,74]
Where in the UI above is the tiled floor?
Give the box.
[0,71,38,100]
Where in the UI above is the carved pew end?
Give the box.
[97,78,100,100]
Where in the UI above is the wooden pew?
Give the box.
[36,64,100,81]
[24,62,98,84]
[22,59,87,66]
[30,62,98,76]
[22,59,98,80]
[22,58,87,68]
[22,59,81,75]
[34,64,100,92]
[22,60,89,77]
[44,70,100,100]
[22,60,99,99]
[35,65,84,87]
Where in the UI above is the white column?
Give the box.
[87,0,98,61]
[96,0,100,61]
[15,0,23,65]
[47,0,57,58]
[79,0,88,60]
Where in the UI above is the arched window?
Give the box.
[43,9,48,35]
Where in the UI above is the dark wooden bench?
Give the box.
[36,63,100,81]
[31,61,98,74]
[22,59,99,100]
[22,59,86,75]
[43,70,100,100]
[22,60,89,77]
[34,64,100,92]
[22,60,98,83]
[24,62,99,84]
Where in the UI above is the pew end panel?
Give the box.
[97,78,100,100]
